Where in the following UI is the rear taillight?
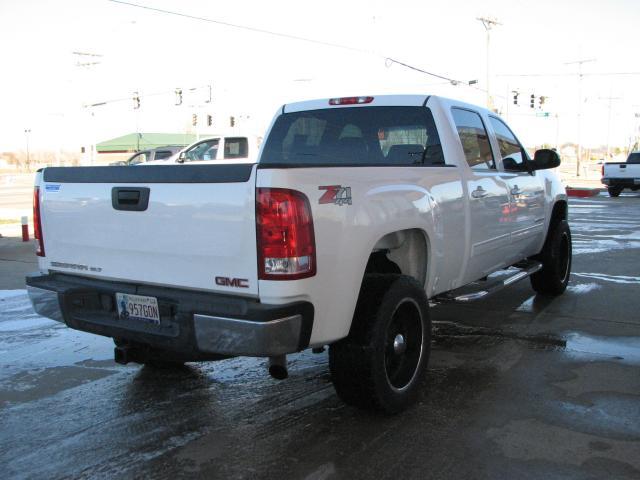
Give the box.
[33,186,45,257]
[256,188,316,280]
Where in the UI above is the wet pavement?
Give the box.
[1,192,639,479]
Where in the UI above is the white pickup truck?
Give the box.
[27,95,571,413]
[602,152,640,197]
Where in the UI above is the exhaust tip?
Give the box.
[267,355,288,380]
[268,364,288,380]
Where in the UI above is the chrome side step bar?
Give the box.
[434,260,542,303]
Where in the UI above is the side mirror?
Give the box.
[531,149,560,170]
[177,152,186,163]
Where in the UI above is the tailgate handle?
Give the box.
[112,187,150,211]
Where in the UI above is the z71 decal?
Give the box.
[318,185,352,206]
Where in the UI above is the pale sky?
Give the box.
[0,0,638,153]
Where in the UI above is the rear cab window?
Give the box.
[627,153,640,164]
[260,106,444,167]
[451,108,495,170]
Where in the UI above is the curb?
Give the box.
[565,187,605,198]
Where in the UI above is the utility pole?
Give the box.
[599,90,621,159]
[477,16,502,110]
[74,51,102,165]
[565,58,595,176]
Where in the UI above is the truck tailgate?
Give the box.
[38,164,259,296]
[604,163,640,179]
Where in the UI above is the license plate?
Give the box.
[115,293,160,325]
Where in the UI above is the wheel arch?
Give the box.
[365,228,430,288]
[550,199,568,226]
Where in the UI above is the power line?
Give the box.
[109,0,469,87]
[497,72,640,77]
[109,0,370,55]
[383,58,465,85]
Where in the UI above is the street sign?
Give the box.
[536,112,550,117]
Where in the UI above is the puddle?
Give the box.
[433,321,565,348]
[565,333,640,365]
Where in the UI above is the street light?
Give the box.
[565,58,596,176]
[477,16,502,109]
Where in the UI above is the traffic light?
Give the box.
[539,96,546,107]
[530,94,535,109]
[175,88,183,106]
[192,114,197,126]
[230,116,235,127]
[207,114,212,127]
[512,91,519,105]
[133,92,140,109]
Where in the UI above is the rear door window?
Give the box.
[224,137,249,159]
[451,108,495,170]
[260,106,444,166]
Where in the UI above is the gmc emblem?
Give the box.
[215,276,250,288]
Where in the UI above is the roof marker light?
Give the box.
[329,96,374,106]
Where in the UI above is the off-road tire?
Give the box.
[329,274,431,414]
[608,187,622,197]
[530,219,572,295]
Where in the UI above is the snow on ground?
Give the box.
[0,290,55,332]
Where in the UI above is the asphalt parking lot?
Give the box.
[1,192,639,479]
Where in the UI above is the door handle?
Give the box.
[471,186,488,199]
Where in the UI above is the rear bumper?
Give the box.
[26,273,313,358]
[602,177,639,188]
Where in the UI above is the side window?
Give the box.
[185,139,219,162]
[154,150,173,160]
[451,108,495,170]
[128,152,147,165]
[488,117,528,171]
[224,137,249,159]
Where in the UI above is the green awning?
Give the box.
[96,133,197,153]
